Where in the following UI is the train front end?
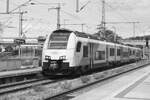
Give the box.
[42,29,76,75]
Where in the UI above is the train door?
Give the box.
[89,43,94,69]
[114,44,117,62]
[106,45,109,63]
[120,46,123,62]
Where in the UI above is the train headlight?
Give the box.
[45,55,51,60]
[59,56,66,60]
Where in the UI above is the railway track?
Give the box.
[0,60,149,100]
[0,77,61,95]
[45,60,150,100]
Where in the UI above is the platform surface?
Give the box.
[71,65,150,100]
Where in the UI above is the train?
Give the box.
[42,29,142,75]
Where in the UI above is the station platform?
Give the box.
[71,65,150,100]
[0,67,42,79]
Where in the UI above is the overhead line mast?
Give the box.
[76,0,79,12]
[48,3,61,29]
[4,0,30,38]
[101,0,105,32]
[6,0,9,14]
[57,4,61,29]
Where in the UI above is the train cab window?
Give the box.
[76,41,81,52]
[83,46,88,57]
[110,48,115,56]
[117,49,121,56]
[48,31,71,49]
[95,51,105,60]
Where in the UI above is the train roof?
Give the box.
[52,29,99,40]
[53,29,73,33]
[74,31,99,40]
[52,29,141,49]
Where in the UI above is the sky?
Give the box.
[0,0,150,38]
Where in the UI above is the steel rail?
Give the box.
[0,78,61,95]
[0,78,45,89]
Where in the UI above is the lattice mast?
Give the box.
[101,0,106,37]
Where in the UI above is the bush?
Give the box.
[19,97,26,100]
[80,76,90,83]
[60,81,72,90]
[93,74,105,80]
[1,96,10,100]
[32,85,45,92]
[5,46,13,52]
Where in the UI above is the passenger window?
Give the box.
[76,41,81,52]
[110,48,115,56]
[129,49,132,55]
[83,46,88,57]
[95,51,105,60]
[117,49,121,56]
[133,50,135,55]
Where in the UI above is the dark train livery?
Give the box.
[42,29,142,75]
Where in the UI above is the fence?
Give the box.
[0,44,43,71]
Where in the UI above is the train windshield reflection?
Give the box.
[48,32,71,49]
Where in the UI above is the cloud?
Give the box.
[1,0,150,38]
[107,0,150,11]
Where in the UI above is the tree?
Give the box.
[5,45,13,52]
[0,22,3,34]
[94,28,122,42]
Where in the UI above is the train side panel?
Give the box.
[93,42,107,68]
[73,37,90,67]
[121,45,129,63]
